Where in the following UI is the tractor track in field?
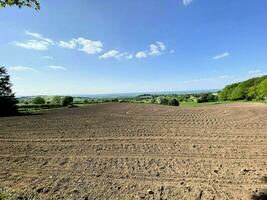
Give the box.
[0,103,267,199]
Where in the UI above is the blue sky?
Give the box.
[0,0,267,96]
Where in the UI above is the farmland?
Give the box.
[0,103,267,199]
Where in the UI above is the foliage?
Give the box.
[0,0,40,10]
[157,97,169,105]
[0,66,18,116]
[32,96,45,104]
[62,96,73,106]
[51,96,61,105]
[218,75,267,101]
[196,93,218,103]
[168,98,179,106]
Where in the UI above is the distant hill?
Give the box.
[218,75,267,101]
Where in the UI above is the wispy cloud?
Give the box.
[14,40,49,50]
[43,56,53,60]
[9,66,36,72]
[135,41,167,58]
[25,31,54,44]
[99,50,133,60]
[149,41,166,56]
[14,31,54,50]
[59,38,103,54]
[212,52,229,60]
[58,40,77,49]
[136,51,147,58]
[182,0,193,6]
[48,65,66,70]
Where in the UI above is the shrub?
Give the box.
[51,96,61,105]
[62,96,73,106]
[32,96,45,104]
[157,97,169,105]
[169,98,179,106]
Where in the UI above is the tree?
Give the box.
[62,96,73,106]
[0,0,40,10]
[0,66,18,116]
[52,96,61,105]
[168,98,179,106]
[157,97,169,105]
[32,96,45,104]
[256,78,267,100]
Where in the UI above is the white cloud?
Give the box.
[248,69,261,74]
[25,31,54,44]
[157,41,166,51]
[14,40,49,50]
[149,44,160,55]
[212,52,230,60]
[58,37,103,55]
[99,50,120,59]
[136,51,147,58]
[170,50,175,54]
[149,41,166,56]
[48,65,66,70]
[14,31,54,50]
[99,50,133,60]
[75,38,103,54]
[58,40,76,49]
[9,66,36,72]
[182,0,193,6]
[43,56,53,60]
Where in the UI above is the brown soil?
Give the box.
[0,103,267,199]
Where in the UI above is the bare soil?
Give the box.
[0,103,267,199]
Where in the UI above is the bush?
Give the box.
[157,97,169,105]
[32,96,45,104]
[62,96,73,106]
[196,93,217,103]
[168,98,179,106]
[51,96,61,104]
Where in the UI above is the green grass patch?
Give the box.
[179,101,246,107]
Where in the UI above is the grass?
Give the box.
[180,101,229,107]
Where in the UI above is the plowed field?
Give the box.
[0,103,267,199]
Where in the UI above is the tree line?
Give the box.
[218,75,267,101]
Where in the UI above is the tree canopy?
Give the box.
[0,0,40,10]
[218,75,267,101]
[0,66,18,116]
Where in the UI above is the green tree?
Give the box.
[62,96,73,106]
[0,0,40,10]
[52,96,61,105]
[32,96,45,104]
[157,97,169,105]
[256,78,267,100]
[218,83,238,101]
[168,98,179,106]
[0,66,18,116]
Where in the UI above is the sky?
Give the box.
[0,0,267,96]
